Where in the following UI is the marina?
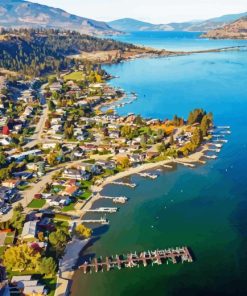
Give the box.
[79,246,193,274]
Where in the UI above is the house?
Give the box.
[42,143,57,150]
[21,221,37,240]
[1,179,20,189]
[61,185,79,197]
[95,160,116,170]
[0,187,18,203]
[11,276,46,296]
[62,169,81,180]
[49,82,62,92]
[129,154,145,164]
[46,195,71,207]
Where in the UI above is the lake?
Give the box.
[71,32,247,296]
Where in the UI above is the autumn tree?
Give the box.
[116,155,130,169]
[75,224,92,239]
[3,244,41,272]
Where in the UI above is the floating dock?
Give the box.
[100,195,128,204]
[162,164,173,169]
[79,246,193,274]
[204,155,217,159]
[110,181,136,188]
[84,207,118,213]
[138,172,158,179]
[175,161,195,168]
[81,218,109,225]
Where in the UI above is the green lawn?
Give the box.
[79,190,92,200]
[28,199,46,209]
[61,202,76,212]
[0,246,6,256]
[64,71,85,81]
[4,232,15,245]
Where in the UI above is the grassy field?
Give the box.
[27,199,46,209]
[62,202,76,212]
[63,71,85,81]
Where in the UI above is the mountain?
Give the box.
[108,12,247,32]
[108,18,173,32]
[0,0,119,35]
[202,17,247,39]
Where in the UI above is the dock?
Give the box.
[79,246,193,274]
[204,155,217,159]
[84,207,118,213]
[138,172,158,179]
[162,164,173,169]
[175,161,195,168]
[81,218,109,225]
[100,195,128,204]
[216,126,230,129]
[110,181,137,188]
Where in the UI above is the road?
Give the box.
[24,104,48,149]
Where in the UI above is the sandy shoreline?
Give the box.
[78,145,209,216]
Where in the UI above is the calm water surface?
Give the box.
[72,33,247,296]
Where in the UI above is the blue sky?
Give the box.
[30,0,247,23]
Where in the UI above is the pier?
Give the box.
[79,246,193,274]
[81,217,109,225]
[162,164,173,169]
[100,195,128,204]
[110,181,137,188]
[138,172,158,179]
[175,161,195,168]
[216,126,230,129]
[204,155,217,159]
[84,207,118,213]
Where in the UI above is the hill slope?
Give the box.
[108,12,247,32]
[202,17,247,39]
[0,0,118,35]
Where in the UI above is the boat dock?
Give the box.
[204,155,217,159]
[162,164,173,169]
[79,246,193,274]
[81,218,109,225]
[175,161,195,168]
[138,172,158,179]
[110,181,137,188]
[84,207,118,213]
[216,126,230,129]
[100,195,128,204]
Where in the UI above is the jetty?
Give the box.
[110,181,137,188]
[175,161,195,168]
[84,207,118,213]
[100,195,128,204]
[208,148,221,153]
[162,164,173,169]
[138,172,158,179]
[81,217,109,225]
[216,126,230,129]
[79,246,193,274]
[204,155,217,159]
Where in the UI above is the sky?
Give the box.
[30,0,247,24]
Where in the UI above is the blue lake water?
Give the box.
[72,32,247,296]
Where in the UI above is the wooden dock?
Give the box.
[81,217,109,225]
[83,207,118,213]
[100,195,128,204]
[110,181,137,188]
[138,172,158,179]
[79,246,193,274]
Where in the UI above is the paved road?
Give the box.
[24,104,48,149]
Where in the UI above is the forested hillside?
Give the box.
[0,28,135,76]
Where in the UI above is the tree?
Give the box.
[10,210,25,232]
[3,244,41,272]
[201,114,212,137]
[49,229,68,253]
[13,203,24,213]
[48,100,56,111]
[191,128,203,147]
[116,155,130,169]
[45,119,51,129]
[75,224,92,239]
[38,257,57,276]
[0,152,6,166]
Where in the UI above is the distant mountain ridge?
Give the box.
[0,0,119,35]
[202,16,247,39]
[108,12,247,32]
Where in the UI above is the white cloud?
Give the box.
[30,0,247,23]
